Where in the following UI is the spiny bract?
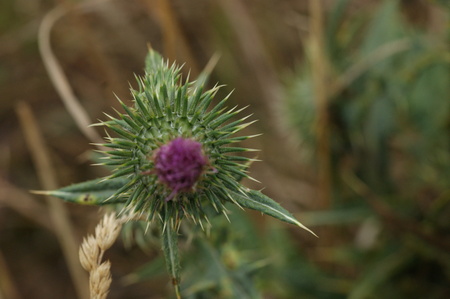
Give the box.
[98,50,257,227]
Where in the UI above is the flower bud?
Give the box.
[154,137,207,200]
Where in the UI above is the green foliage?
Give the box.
[284,0,450,298]
[229,188,317,236]
[34,177,129,205]
[162,206,182,298]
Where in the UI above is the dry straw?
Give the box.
[79,213,122,299]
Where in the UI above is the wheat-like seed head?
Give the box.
[95,213,122,251]
[79,213,122,299]
[79,235,100,272]
[89,261,112,299]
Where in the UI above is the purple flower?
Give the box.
[154,137,208,200]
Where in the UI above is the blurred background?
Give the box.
[0,0,449,298]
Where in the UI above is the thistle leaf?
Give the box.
[229,189,318,237]
[161,207,181,298]
[33,177,130,205]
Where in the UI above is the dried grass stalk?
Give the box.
[79,213,122,299]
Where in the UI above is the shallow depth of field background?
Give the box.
[0,0,449,298]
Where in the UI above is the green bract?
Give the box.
[41,49,315,296]
[98,50,260,226]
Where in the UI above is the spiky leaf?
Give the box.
[229,189,317,237]
[161,206,181,299]
[34,177,130,205]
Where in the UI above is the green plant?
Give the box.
[283,0,450,298]
[39,49,315,298]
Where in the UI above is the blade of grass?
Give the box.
[308,0,331,209]
[16,102,89,299]
[38,4,104,145]
[0,250,21,299]
[0,178,53,231]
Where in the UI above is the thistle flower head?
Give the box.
[154,137,208,200]
[99,50,256,225]
[83,50,315,238]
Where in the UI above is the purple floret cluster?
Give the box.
[154,137,207,200]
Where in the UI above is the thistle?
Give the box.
[41,49,315,297]
[153,137,209,200]
[96,50,259,226]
